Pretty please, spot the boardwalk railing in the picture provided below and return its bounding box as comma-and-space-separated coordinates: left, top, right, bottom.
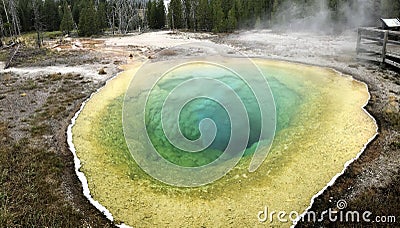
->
356, 27, 400, 68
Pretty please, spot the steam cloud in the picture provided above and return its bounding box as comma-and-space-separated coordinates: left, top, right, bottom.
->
271, 0, 381, 34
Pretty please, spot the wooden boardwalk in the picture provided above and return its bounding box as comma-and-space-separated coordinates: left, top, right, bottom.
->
357, 27, 400, 68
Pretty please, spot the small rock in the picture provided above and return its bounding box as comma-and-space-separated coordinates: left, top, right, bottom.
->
98, 68, 107, 75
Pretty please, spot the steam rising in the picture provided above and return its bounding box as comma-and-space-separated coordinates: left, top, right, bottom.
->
271, 0, 381, 34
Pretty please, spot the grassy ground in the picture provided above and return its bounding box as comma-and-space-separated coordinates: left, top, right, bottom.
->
0, 59, 113, 226
2, 31, 63, 46
0, 46, 100, 68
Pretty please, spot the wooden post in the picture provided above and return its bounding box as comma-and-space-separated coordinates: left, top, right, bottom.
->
381, 31, 389, 64
356, 28, 361, 55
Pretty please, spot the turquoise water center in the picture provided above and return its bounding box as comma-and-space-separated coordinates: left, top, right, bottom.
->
143, 62, 280, 167
122, 59, 276, 186
72, 59, 377, 227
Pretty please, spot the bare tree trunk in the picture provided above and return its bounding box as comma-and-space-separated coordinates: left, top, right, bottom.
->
139, 1, 149, 29
32, 0, 42, 48
0, 15, 4, 45
1, 0, 10, 24
8, 0, 21, 37
108, 0, 145, 34
117, 0, 123, 33
105, 0, 115, 35
171, 8, 175, 31
1, 0, 12, 37
118, 0, 134, 34
112, 6, 115, 35
191, 0, 197, 31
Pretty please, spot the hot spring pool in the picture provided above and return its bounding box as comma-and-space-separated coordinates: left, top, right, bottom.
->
71, 59, 377, 227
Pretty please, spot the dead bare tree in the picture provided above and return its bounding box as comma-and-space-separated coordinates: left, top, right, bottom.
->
116, 0, 132, 34
105, 0, 118, 34
1, 0, 12, 37
8, 0, 21, 37
110, 4, 116, 35
31, 0, 43, 48
189, 0, 198, 31
0, 15, 4, 47
107, 0, 146, 34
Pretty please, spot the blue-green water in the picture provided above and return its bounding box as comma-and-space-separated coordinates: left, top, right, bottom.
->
144, 64, 301, 167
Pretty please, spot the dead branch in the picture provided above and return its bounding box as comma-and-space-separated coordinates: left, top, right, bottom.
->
4, 44, 20, 69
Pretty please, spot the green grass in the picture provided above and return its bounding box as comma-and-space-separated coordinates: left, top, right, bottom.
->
0, 124, 85, 227
0, 50, 8, 62
43, 31, 63, 40
2, 31, 63, 47
19, 79, 40, 90
0, 73, 113, 227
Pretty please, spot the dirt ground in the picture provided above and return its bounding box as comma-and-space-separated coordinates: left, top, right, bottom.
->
0, 52, 115, 226
0, 30, 399, 227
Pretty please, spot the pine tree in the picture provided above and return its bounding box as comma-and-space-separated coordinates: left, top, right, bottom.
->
156, 0, 166, 29
60, 1, 74, 34
234, 0, 243, 28
197, 0, 212, 31
212, 0, 225, 32
168, 0, 183, 29
72, 0, 81, 24
97, 1, 107, 31
221, 0, 233, 16
31, 0, 43, 47
147, 0, 156, 28
1, 0, 396, 35
227, 6, 237, 32
78, 0, 99, 36
43, 0, 60, 31
271, 0, 280, 23
381, 0, 400, 17
183, 0, 191, 29
17, 0, 33, 32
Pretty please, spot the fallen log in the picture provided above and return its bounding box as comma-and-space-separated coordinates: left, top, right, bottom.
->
1, 42, 16, 50
4, 45, 20, 69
